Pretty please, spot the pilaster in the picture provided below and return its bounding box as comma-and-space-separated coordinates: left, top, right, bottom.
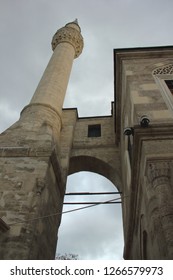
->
146, 160, 173, 259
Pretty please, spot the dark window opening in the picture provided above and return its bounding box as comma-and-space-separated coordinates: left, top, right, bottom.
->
88, 124, 101, 137
165, 80, 173, 94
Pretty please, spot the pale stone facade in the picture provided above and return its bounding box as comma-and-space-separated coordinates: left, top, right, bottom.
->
0, 21, 173, 259
115, 47, 173, 259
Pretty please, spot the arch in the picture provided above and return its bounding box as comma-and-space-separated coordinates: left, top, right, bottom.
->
68, 155, 122, 191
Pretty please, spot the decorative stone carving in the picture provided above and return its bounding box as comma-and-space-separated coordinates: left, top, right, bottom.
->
36, 178, 45, 195
51, 25, 84, 58
146, 160, 173, 258
152, 64, 173, 75
147, 161, 170, 188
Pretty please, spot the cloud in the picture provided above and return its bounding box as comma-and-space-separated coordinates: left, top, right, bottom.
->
0, 102, 19, 132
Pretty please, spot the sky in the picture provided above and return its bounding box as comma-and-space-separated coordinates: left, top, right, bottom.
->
0, 0, 173, 260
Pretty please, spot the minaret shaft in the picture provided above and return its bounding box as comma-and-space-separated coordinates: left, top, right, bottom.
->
21, 20, 83, 133
30, 42, 75, 119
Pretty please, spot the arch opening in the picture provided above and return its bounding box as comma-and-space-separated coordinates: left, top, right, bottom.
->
56, 171, 124, 260
68, 155, 122, 192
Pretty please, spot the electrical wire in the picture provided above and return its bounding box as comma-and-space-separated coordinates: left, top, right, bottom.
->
8, 196, 128, 227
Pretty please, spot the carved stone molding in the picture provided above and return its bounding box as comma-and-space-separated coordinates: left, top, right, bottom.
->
152, 64, 173, 75
51, 26, 84, 58
147, 161, 171, 188
146, 160, 173, 258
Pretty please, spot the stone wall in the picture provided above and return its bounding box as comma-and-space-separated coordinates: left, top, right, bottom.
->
59, 109, 122, 191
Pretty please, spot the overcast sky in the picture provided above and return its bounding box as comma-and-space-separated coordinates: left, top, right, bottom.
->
0, 0, 173, 260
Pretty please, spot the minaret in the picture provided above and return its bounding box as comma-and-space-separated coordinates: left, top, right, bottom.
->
30, 19, 83, 119
21, 19, 83, 135
0, 21, 83, 260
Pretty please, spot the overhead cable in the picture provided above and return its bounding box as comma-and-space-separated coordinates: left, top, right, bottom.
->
8, 196, 128, 227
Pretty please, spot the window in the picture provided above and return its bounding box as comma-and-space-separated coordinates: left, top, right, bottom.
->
88, 124, 101, 137
165, 80, 173, 94
152, 64, 173, 116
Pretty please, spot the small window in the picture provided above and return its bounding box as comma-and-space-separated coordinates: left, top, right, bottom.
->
165, 80, 173, 94
88, 124, 101, 137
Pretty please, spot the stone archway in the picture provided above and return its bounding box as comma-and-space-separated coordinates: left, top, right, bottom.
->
55, 154, 124, 259
68, 155, 122, 192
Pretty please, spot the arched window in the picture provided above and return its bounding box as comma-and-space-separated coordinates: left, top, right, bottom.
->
152, 64, 173, 116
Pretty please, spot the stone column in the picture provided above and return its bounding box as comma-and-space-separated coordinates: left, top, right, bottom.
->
147, 161, 173, 259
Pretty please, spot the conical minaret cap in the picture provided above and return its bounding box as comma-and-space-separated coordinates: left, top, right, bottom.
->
65, 19, 81, 32
51, 20, 84, 58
